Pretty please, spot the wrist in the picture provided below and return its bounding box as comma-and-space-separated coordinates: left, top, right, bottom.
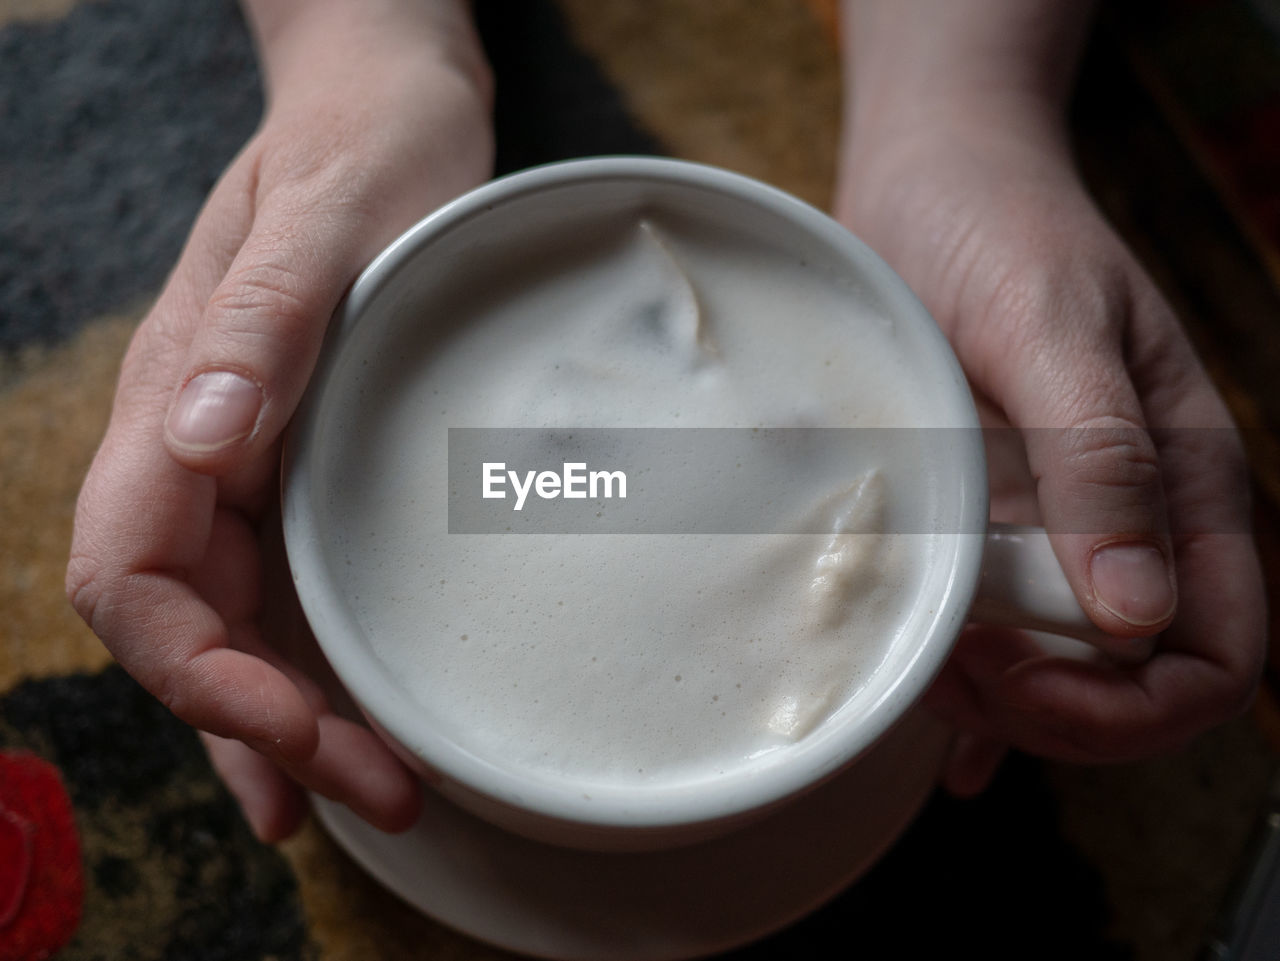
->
838, 0, 1092, 157
241, 0, 491, 110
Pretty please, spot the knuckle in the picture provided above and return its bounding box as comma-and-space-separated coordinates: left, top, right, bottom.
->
205, 258, 318, 352
262, 142, 378, 226
983, 255, 1129, 342
968, 257, 1134, 395
65, 551, 105, 629
208, 257, 309, 321
1054, 417, 1163, 510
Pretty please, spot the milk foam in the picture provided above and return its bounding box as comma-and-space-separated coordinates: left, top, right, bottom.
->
324, 215, 958, 788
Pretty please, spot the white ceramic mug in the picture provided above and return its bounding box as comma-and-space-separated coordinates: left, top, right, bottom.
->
282, 157, 1140, 858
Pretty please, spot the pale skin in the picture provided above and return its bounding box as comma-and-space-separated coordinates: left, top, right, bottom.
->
68, 0, 494, 838
68, 0, 1265, 839
839, 0, 1264, 793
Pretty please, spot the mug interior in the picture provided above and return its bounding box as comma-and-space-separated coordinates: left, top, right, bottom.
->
282, 158, 987, 837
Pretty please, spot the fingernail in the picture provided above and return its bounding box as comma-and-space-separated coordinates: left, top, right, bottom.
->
1090, 543, 1176, 627
166, 370, 262, 453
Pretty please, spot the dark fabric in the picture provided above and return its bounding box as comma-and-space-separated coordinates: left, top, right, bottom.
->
0, 668, 311, 961
0, 0, 262, 350
0, 0, 661, 354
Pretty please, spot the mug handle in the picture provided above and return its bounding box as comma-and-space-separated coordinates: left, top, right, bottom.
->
969, 523, 1157, 664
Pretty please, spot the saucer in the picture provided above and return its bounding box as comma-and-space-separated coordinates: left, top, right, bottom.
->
313, 707, 949, 961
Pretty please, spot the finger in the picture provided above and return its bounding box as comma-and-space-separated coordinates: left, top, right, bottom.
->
69, 156, 350, 757
202, 732, 308, 843
939, 481, 1261, 763
996, 534, 1263, 763
944, 488, 1260, 764
940, 733, 1008, 798
162, 174, 386, 474
276, 716, 423, 834
968, 264, 1176, 637
993, 306, 1264, 760
925, 624, 1052, 738
192, 508, 336, 719
224, 626, 422, 834
69, 435, 319, 764
95, 574, 321, 762
204, 555, 422, 837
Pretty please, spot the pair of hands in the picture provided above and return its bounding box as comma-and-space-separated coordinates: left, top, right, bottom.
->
68, 3, 1264, 839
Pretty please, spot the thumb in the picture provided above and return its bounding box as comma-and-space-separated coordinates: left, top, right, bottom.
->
981, 286, 1177, 640
1026, 414, 1177, 637
162, 187, 378, 474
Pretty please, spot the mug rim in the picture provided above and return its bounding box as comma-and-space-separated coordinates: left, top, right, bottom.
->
282, 156, 988, 837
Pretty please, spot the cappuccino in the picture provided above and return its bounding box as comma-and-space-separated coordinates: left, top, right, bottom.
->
314, 202, 966, 791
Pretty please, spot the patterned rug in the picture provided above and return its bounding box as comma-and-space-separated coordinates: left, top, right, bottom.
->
2, 1, 1278, 959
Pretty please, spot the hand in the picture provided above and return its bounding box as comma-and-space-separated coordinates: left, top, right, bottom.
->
835, 84, 1265, 795
66, 0, 494, 840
